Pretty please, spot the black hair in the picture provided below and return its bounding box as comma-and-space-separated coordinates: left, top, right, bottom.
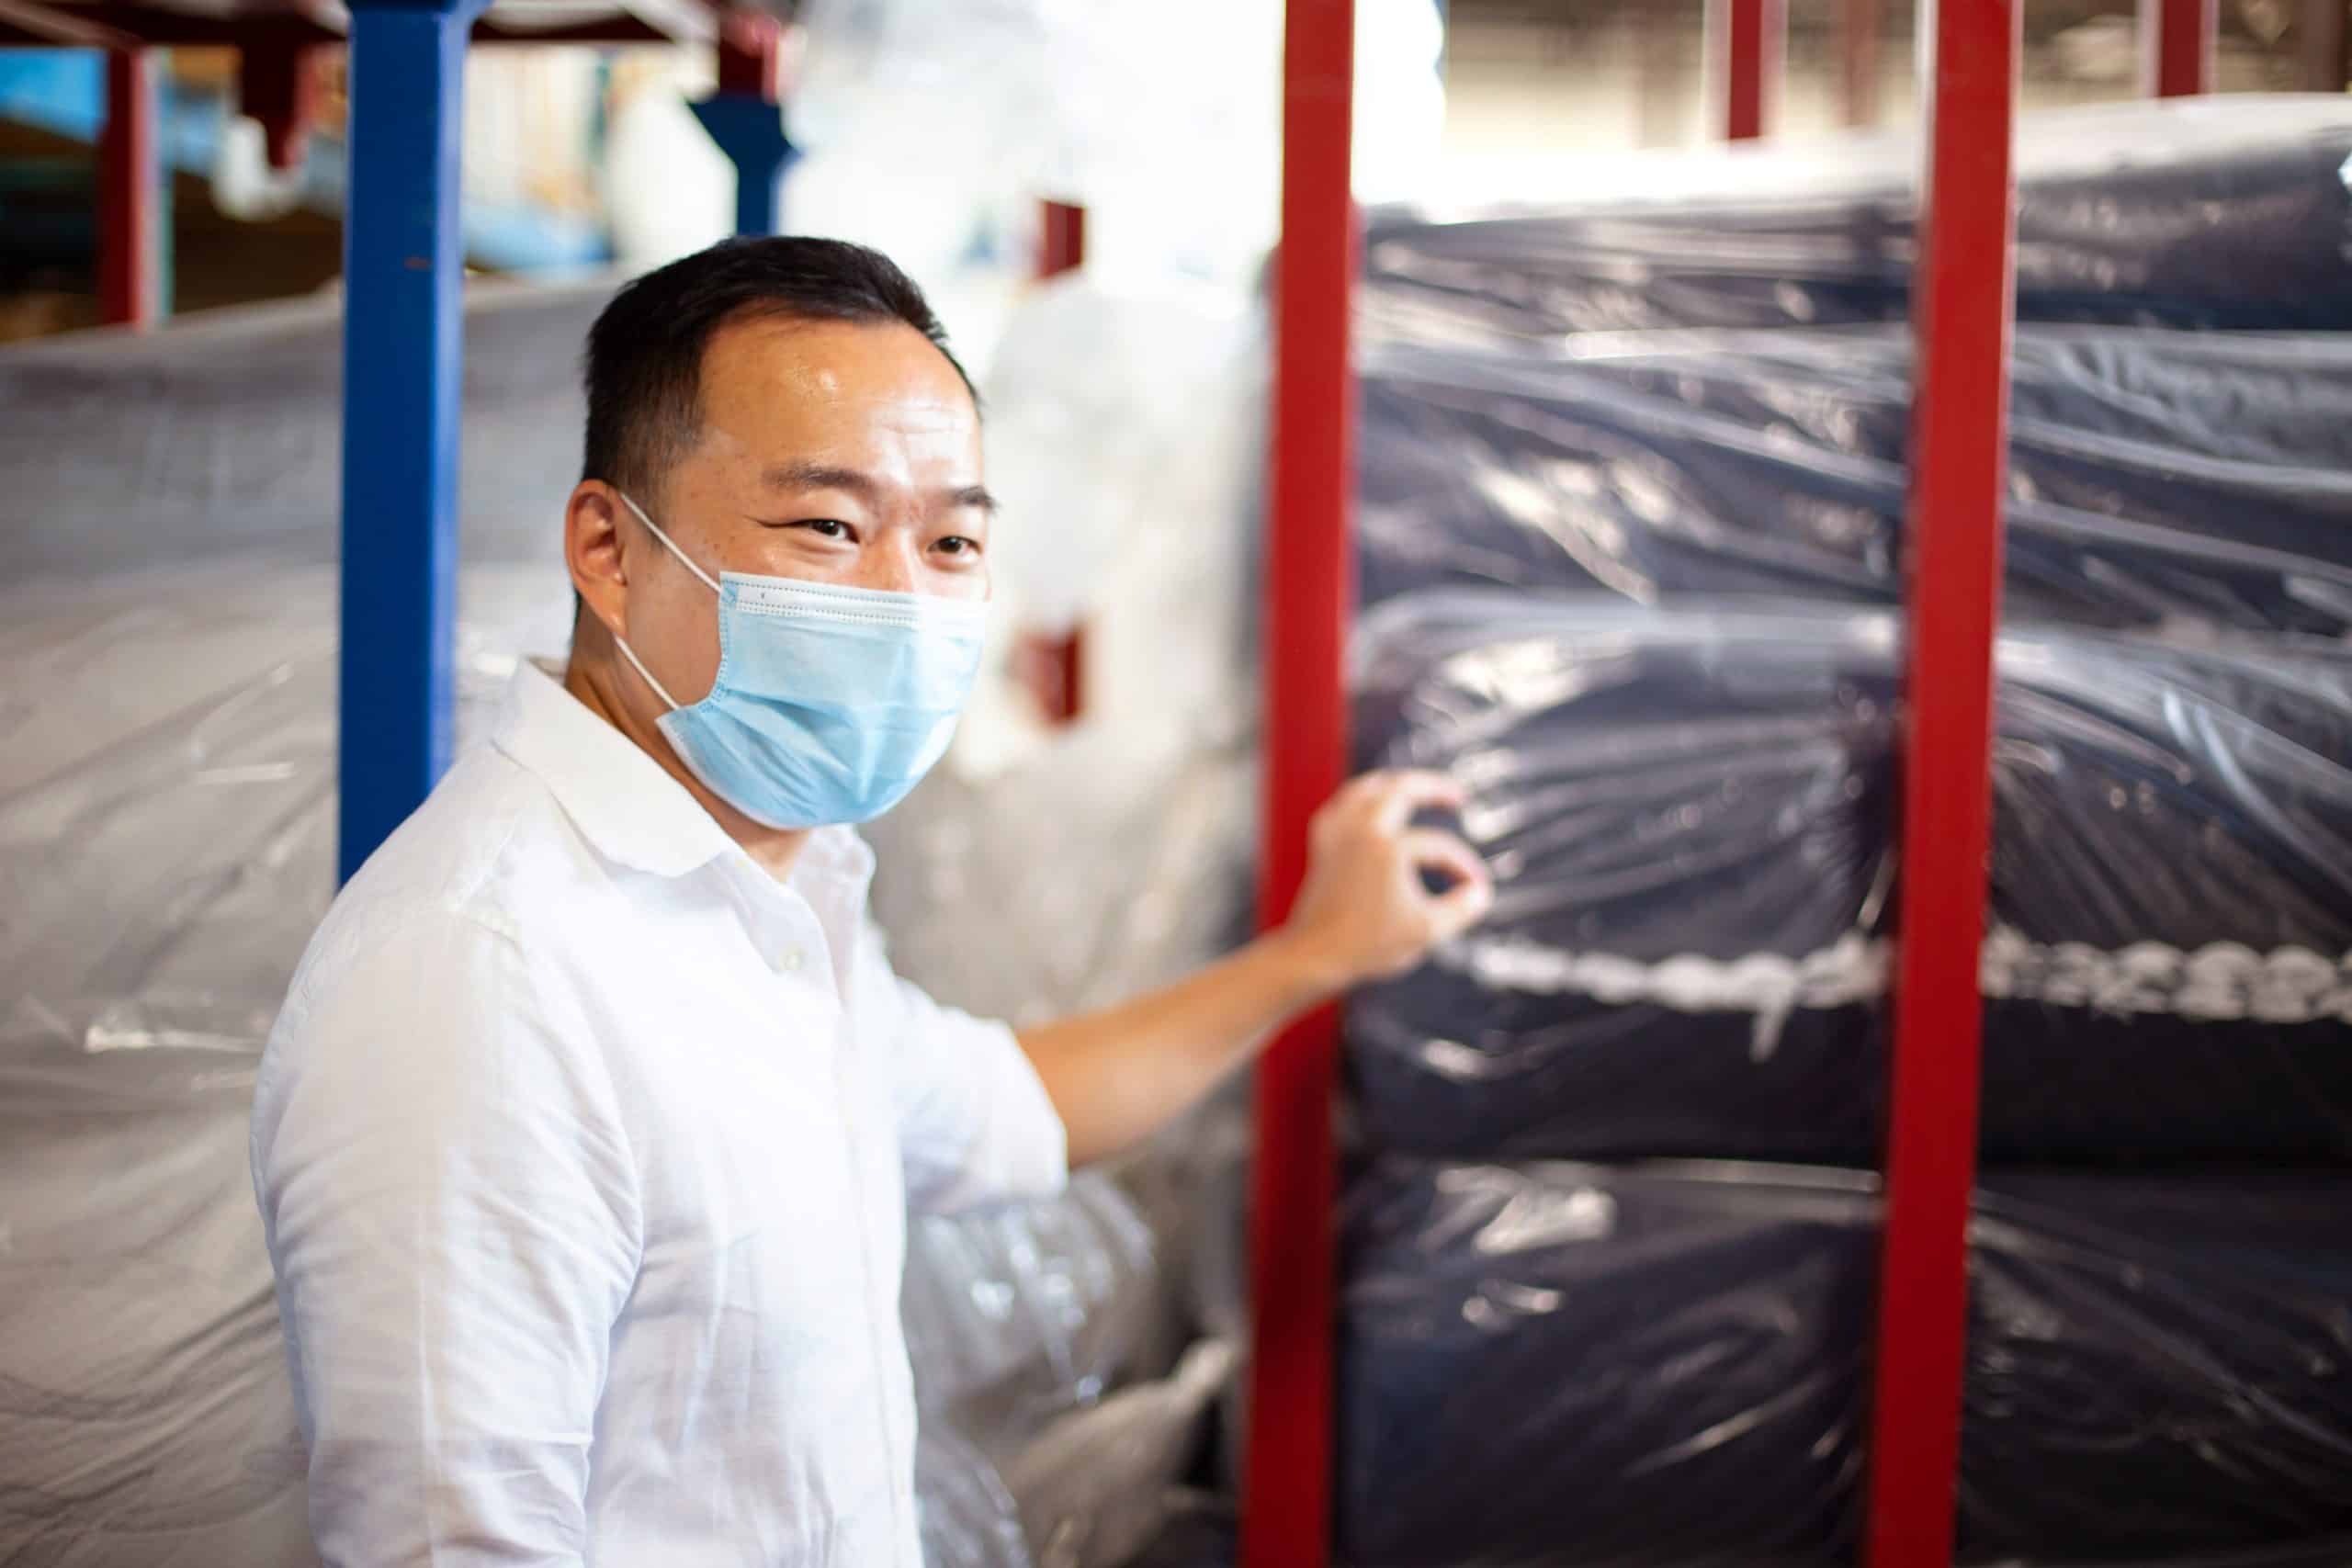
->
579, 236, 975, 510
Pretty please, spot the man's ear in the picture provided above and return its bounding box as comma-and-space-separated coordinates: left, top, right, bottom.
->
567, 481, 632, 642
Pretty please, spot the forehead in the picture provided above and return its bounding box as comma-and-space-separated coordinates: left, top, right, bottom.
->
690, 314, 978, 470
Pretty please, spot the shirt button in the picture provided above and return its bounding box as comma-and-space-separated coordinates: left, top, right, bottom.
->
780, 947, 804, 973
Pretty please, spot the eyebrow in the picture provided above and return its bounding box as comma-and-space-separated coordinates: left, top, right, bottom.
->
760, 460, 998, 515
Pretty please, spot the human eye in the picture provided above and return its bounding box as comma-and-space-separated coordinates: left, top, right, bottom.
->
785, 518, 859, 543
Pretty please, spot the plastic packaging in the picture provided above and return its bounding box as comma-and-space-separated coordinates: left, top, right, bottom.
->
902, 1171, 1188, 1461
0, 1033, 317, 1568
0, 565, 572, 1060
1348, 593, 2352, 1166
1337, 1158, 1876, 1568
917, 1425, 1037, 1568
1, 285, 596, 579
1002, 1338, 1234, 1568
1362, 96, 2352, 339
1356, 328, 2352, 636
1333, 1158, 2352, 1568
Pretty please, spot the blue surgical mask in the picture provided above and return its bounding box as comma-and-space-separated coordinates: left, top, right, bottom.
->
610, 492, 987, 829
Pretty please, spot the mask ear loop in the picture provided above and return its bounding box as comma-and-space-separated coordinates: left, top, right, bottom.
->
608, 490, 721, 711
619, 491, 724, 593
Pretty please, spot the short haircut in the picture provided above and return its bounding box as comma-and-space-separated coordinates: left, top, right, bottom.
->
580, 236, 974, 509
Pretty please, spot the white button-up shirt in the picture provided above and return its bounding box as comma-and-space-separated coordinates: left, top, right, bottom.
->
251, 661, 1067, 1566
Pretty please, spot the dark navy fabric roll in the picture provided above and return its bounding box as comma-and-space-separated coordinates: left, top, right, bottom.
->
1334, 1159, 2352, 1568
1347, 596, 2352, 1167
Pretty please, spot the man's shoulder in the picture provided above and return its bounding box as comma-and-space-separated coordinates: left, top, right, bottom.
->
284, 742, 613, 1010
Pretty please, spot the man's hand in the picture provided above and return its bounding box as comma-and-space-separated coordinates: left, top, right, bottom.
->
1275, 769, 1495, 994
1015, 769, 1493, 1168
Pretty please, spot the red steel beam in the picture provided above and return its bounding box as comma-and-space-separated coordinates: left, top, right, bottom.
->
1841, 0, 1882, 127
1015, 197, 1090, 727
239, 33, 327, 169
1709, 0, 1786, 141
2141, 0, 2217, 96
1862, 0, 2018, 1564
715, 7, 783, 96
1038, 199, 1085, 279
98, 47, 159, 328
1240, 0, 1356, 1564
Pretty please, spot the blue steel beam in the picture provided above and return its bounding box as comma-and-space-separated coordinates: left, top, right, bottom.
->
337, 0, 489, 883
690, 93, 797, 236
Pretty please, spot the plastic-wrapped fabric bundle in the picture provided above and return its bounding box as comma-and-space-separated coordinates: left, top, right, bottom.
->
1334, 1159, 2352, 1568
917, 1426, 1036, 1568
1361, 96, 2352, 341
1356, 330, 2352, 636
0, 565, 572, 1057
1347, 594, 2352, 1166
1962, 1176, 2352, 1560
902, 1171, 1190, 1461
0, 286, 596, 579
1001, 1339, 1234, 1568
0, 1034, 317, 1568
1336, 1159, 1878, 1568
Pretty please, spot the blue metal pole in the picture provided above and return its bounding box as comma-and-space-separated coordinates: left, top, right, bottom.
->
337, 0, 487, 883
689, 94, 797, 236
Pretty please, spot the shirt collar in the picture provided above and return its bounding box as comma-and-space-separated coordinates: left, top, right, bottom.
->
492, 661, 880, 899
492, 660, 743, 878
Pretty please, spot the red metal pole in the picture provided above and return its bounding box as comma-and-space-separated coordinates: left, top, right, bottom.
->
1015, 198, 1090, 726
1039, 199, 1086, 278
1710, 0, 1786, 141
2141, 0, 2217, 96
1841, 0, 1883, 127
1240, 0, 1355, 1564
98, 47, 157, 328
1862, 0, 2016, 1564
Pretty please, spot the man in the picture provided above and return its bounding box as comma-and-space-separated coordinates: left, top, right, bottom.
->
251, 237, 1490, 1565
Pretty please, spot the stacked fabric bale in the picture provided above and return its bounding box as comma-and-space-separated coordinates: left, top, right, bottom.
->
1321, 95, 2352, 1568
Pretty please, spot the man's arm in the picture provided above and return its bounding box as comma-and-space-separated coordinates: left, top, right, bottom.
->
253, 910, 640, 1567
1016, 770, 1491, 1168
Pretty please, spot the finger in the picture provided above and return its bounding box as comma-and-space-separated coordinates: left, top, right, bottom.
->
1403, 828, 1490, 897
1367, 770, 1467, 833
1430, 869, 1496, 939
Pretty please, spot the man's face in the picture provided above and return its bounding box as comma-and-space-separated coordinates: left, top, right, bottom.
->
603, 315, 989, 712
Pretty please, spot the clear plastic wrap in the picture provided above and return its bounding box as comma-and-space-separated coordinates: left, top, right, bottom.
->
1356, 328, 2352, 636
917, 1425, 1037, 1568
0, 1033, 317, 1567
1362, 96, 2352, 339
902, 1171, 1190, 1461
1331, 1158, 2352, 1568
1336, 1158, 1876, 1568
1, 286, 596, 578
1001, 1338, 1233, 1568
1347, 593, 2352, 1166
0, 565, 572, 1059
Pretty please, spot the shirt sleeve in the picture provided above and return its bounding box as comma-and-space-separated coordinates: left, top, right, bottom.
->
250, 907, 642, 1568
856, 916, 1069, 1215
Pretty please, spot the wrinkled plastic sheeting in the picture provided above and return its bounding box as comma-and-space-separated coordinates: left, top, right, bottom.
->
902, 1171, 1189, 1461
1334, 1159, 2352, 1568
918, 1425, 1037, 1568
0, 1033, 316, 1567
865, 728, 1255, 1031
1345, 594, 2352, 1166
980, 276, 1264, 641
0, 565, 574, 1059
1003, 1339, 1233, 1568
1356, 329, 2352, 637
1362, 96, 2352, 340
0, 285, 603, 579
